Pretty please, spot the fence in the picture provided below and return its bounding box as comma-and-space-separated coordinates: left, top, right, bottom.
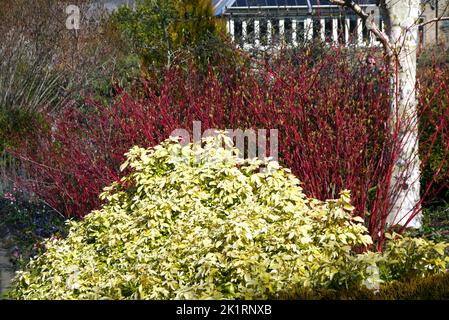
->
225, 15, 385, 50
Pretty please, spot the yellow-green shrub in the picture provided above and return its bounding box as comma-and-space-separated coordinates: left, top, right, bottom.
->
379, 233, 449, 281
7, 134, 449, 299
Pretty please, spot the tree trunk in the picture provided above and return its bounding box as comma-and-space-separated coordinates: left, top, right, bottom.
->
382, 0, 422, 228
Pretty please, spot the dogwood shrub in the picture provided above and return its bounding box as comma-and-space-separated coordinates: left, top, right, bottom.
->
8, 135, 448, 299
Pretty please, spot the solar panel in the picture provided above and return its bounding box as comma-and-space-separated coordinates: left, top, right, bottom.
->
213, 0, 239, 15
233, 0, 332, 6
213, 0, 377, 13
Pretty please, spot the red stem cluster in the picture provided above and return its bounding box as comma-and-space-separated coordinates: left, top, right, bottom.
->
9, 47, 449, 245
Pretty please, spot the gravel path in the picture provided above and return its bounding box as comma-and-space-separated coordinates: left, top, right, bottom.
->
0, 245, 14, 297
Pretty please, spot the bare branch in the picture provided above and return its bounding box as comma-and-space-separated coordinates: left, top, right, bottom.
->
328, 0, 394, 58
418, 16, 449, 28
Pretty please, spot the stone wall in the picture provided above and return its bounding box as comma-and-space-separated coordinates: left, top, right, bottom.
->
422, 0, 449, 46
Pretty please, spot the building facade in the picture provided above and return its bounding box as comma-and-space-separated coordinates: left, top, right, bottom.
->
213, 0, 449, 49
421, 0, 449, 45
213, 0, 383, 49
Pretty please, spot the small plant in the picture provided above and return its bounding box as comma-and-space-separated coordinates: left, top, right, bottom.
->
408, 206, 449, 243
0, 190, 67, 269
379, 232, 449, 281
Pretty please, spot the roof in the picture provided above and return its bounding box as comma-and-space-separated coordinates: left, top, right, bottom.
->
214, 0, 238, 15
213, 0, 377, 15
